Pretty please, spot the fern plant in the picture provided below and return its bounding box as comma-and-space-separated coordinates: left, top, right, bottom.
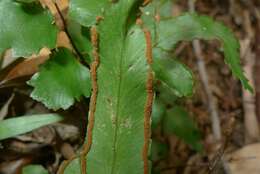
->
0, 0, 252, 174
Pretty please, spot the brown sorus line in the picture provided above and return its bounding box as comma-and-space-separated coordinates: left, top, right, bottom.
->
143, 0, 151, 6
143, 29, 154, 174
57, 156, 77, 174
56, 26, 99, 174
80, 26, 100, 174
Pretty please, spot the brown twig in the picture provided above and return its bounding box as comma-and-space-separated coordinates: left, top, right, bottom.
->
254, 4, 260, 126
230, 0, 260, 144
240, 10, 260, 143
188, 0, 222, 142
188, 0, 233, 174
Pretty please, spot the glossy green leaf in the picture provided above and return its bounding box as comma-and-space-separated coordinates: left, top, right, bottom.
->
64, 1, 150, 173
153, 56, 194, 97
69, 0, 110, 27
28, 48, 91, 110
0, 114, 63, 140
157, 13, 252, 92
163, 106, 203, 151
22, 165, 48, 174
0, 0, 58, 57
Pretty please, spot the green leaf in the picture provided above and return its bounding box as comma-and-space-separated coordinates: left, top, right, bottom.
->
141, 0, 174, 21
67, 20, 93, 64
22, 165, 48, 174
152, 98, 166, 130
155, 81, 178, 104
0, 114, 63, 140
69, 0, 110, 27
0, 0, 58, 57
141, 1, 157, 42
163, 106, 203, 152
28, 48, 91, 110
87, 3, 148, 174
15, 0, 37, 3
64, 158, 81, 174
157, 0, 174, 19
153, 56, 194, 97
157, 13, 253, 92
64, 1, 150, 173
140, 0, 174, 45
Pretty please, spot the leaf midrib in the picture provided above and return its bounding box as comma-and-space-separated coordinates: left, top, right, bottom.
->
110, 33, 127, 174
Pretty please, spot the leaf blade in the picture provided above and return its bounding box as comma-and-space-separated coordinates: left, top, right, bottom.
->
157, 13, 252, 92
69, 0, 110, 27
64, 1, 150, 173
0, 114, 63, 140
153, 56, 194, 97
0, 0, 58, 57
87, 4, 148, 174
28, 48, 91, 110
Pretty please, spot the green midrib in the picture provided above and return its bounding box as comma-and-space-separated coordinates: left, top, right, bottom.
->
110, 35, 127, 174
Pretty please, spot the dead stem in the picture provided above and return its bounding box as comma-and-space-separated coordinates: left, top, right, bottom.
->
241, 10, 260, 143
188, 0, 222, 142
188, 1, 233, 174
255, 11, 260, 123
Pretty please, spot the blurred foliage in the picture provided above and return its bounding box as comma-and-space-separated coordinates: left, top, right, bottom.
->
0, 114, 63, 140
22, 165, 48, 174
163, 106, 203, 152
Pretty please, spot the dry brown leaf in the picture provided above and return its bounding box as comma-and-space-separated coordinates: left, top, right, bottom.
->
40, 0, 68, 14
0, 48, 50, 84
0, 94, 14, 120
40, 0, 69, 29
1, 49, 14, 68
57, 31, 73, 50
0, 158, 32, 174
226, 143, 260, 174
